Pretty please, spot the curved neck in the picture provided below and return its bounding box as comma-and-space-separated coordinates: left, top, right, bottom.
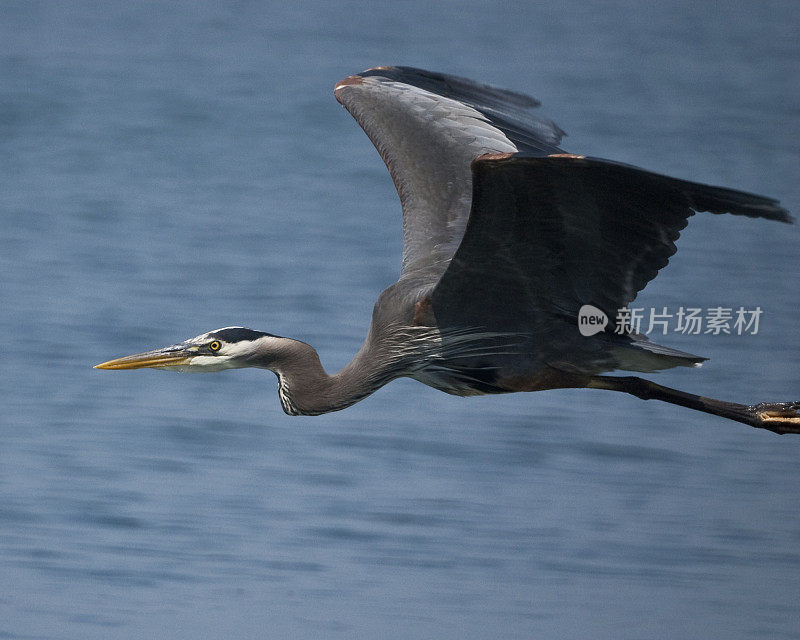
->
268, 339, 382, 416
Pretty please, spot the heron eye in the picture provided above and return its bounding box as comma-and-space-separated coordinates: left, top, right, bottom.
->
209, 341, 221, 352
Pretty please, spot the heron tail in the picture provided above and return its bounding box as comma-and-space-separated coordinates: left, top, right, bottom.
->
610, 338, 706, 373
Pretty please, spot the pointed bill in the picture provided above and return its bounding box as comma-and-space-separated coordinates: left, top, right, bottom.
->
94, 346, 194, 370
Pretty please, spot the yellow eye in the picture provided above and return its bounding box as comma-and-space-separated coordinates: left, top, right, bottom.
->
209, 341, 221, 352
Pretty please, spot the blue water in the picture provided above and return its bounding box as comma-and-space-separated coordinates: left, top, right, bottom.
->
1, 2, 799, 638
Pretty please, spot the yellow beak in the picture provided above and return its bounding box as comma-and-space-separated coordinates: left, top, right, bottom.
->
94, 346, 193, 370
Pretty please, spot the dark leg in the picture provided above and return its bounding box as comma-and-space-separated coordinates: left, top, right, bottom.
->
588, 376, 800, 435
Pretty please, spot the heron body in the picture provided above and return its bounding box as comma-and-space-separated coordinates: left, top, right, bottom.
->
96, 66, 800, 434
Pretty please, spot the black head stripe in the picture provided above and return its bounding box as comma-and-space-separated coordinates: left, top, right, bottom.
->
207, 327, 279, 343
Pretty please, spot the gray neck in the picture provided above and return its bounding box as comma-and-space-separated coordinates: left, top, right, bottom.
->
268, 339, 384, 416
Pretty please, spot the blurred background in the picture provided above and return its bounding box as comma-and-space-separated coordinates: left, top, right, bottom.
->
1, 1, 798, 638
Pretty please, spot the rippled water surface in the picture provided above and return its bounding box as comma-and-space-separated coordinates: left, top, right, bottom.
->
1, 2, 799, 638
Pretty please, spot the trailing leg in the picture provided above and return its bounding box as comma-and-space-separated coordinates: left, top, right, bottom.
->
587, 376, 800, 435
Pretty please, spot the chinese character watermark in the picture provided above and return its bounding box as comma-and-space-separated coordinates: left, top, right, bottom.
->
578, 305, 763, 336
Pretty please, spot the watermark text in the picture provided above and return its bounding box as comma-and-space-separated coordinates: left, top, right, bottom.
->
578, 305, 763, 336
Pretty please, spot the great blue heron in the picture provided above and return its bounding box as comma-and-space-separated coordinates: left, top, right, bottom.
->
96, 66, 799, 434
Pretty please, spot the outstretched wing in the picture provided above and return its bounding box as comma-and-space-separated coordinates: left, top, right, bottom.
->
431, 153, 791, 335
334, 66, 565, 275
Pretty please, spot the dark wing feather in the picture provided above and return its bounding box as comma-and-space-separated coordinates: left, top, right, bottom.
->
432, 153, 791, 334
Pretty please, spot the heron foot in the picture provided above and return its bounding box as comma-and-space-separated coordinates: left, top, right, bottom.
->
750, 401, 800, 435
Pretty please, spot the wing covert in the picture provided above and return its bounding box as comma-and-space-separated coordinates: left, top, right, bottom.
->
335, 66, 565, 276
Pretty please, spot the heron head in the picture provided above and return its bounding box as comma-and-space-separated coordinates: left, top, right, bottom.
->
94, 327, 284, 372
